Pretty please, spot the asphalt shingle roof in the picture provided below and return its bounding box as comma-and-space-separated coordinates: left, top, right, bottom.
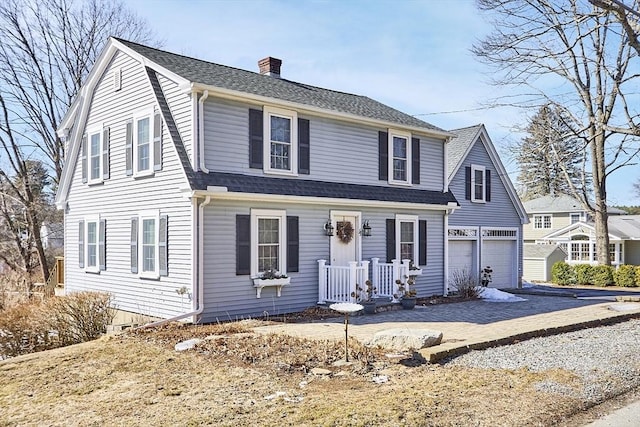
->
523, 194, 627, 215
523, 243, 566, 259
115, 38, 444, 133
196, 172, 458, 206
446, 124, 483, 179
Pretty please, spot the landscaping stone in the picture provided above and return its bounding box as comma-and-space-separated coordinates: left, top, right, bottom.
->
310, 367, 332, 376
608, 302, 640, 312
369, 328, 443, 351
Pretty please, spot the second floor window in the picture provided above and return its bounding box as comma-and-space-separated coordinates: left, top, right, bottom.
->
89, 132, 101, 181
388, 130, 412, 185
136, 115, 151, 174
264, 107, 298, 175
534, 214, 552, 229
471, 165, 486, 203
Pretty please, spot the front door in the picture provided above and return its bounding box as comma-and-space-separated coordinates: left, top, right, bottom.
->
331, 213, 359, 265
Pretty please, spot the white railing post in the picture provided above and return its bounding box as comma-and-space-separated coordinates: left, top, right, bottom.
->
401, 259, 411, 280
361, 260, 370, 294
392, 259, 401, 300
318, 259, 326, 304
371, 258, 379, 290
348, 261, 358, 303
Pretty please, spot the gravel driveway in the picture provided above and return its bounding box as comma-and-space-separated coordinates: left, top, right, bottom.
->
447, 318, 640, 404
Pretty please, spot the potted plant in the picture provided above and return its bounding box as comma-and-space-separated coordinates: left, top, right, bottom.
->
351, 280, 377, 314
252, 268, 290, 298
395, 275, 417, 310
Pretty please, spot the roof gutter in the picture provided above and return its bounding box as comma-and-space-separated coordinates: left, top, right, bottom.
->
139, 195, 211, 328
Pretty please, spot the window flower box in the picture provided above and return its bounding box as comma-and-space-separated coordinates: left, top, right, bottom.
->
252, 277, 291, 298
408, 268, 423, 276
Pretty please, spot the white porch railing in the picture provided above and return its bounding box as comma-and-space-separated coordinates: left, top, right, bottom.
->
371, 258, 413, 299
318, 260, 370, 303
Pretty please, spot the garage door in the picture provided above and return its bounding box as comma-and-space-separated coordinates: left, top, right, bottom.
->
482, 240, 516, 289
449, 240, 474, 283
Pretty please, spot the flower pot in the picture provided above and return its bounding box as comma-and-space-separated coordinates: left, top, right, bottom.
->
362, 301, 377, 314
401, 297, 416, 310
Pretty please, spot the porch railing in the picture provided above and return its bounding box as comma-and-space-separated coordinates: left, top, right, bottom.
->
317, 260, 369, 303
371, 258, 411, 299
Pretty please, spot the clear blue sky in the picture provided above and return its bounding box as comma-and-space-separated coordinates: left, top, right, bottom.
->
127, 0, 640, 206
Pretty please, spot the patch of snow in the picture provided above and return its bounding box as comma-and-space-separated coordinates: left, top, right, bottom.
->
372, 375, 389, 384
522, 281, 535, 288
479, 288, 527, 302
608, 303, 640, 312
174, 338, 202, 351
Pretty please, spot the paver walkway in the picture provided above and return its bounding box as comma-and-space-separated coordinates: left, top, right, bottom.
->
253, 294, 640, 362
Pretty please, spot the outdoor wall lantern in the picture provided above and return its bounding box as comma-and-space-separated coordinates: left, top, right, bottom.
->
323, 219, 334, 236
361, 220, 372, 237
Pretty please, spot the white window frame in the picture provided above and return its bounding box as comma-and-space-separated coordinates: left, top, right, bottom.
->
139, 210, 160, 279
86, 125, 103, 184
250, 209, 287, 277
388, 129, 412, 186
133, 108, 155, 177
395, 214, 418, 263
84, 214, 100, 273
470, 164, 486, 203
533, 214, 552, 229
570, 212, 585, 224
263, 106, 298, 176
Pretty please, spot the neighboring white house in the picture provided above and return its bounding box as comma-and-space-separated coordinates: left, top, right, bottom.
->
446, 125, 528, 289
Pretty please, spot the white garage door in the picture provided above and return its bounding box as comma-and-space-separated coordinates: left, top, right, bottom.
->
482, 240, 516, 289
449, 240, 474, 281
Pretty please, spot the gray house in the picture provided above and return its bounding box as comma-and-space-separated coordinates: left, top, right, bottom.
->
446, 125, 528, 289
55, 38, 459, 323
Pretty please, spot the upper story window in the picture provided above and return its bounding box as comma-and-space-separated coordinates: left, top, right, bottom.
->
251, 209, 287, 276
396, 214, 418, 263
83, 125, 109, 184
534, 214, 552, 229
134, 110, 153, 176
88, 129, 102, 183
570, 212, 586, 224
263, 106, 298, 176
471, 165, 486, 203
388, 130, 412, 185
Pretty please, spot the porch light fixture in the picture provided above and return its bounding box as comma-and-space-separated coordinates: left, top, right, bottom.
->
361, 220, 372, 237
323, 219, 334, 236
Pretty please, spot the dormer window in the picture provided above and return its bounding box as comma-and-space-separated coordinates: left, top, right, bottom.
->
263, 106, 298, 175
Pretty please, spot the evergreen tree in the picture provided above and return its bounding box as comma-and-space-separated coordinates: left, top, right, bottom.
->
516, 104, 588, 201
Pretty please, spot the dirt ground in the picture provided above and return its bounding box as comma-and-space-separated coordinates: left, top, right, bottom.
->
1, 319, 626, 427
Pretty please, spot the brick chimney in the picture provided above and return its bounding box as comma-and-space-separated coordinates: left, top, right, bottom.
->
258, 57, 282, 78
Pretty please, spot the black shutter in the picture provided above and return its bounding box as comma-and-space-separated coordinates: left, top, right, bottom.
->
130, 217, 138, 273
465, 166, 471, 200
78, 220, 85, 268
412, 137, 420, 184
486, 169, 492, 202
287, 216, 299, 272
153, 111, 162, 171
298, 118, 310, 174
419, 220, 427, 266
125, 120, 133, 176
378, 131, 388, 180
99, 219, 106, 271
81, 135, 87, 184
386, 219, 395, 263
249, 109, 263, 169
102, 127, 110, 180
236, 215, 251, 275
159, 215, 168, 276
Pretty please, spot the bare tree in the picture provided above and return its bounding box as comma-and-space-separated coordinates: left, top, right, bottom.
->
474, 0, 640, 265
0, 0, 156, 282
588, 0, 640, 56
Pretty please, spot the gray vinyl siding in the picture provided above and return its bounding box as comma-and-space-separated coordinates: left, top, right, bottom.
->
200, 200, 445, 322
64, 50, 193, 319
158, 74, 193, 164
624, 241, 640, 265
448, 139, 524, 283
202, 96, 445, 191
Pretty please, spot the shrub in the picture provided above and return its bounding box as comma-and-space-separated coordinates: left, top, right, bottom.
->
551, 262, 575, 285
636, 266, 640, 287
614, 265, 636, 287
0, 301, 52, 358
449, 268, 481, 299
575, 264, 595, 286
592, 265, 615, 287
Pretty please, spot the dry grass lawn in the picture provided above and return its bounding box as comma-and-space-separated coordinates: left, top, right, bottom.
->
0, 321, 601, 426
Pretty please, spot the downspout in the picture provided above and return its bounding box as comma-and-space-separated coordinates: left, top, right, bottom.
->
444, 209, 450, 297
198, 90, 209, 173
139, 195, 212, 328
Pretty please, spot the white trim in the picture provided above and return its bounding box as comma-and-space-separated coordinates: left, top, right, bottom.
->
330, 210, 362, 264
263, 105, 298, 176
139, 210, 160, 279
250, 209, 287, 277
388, 129, 412, 186
395, 214, 418, 263
533, 214, 553, 230
470, 164, 486, 203
85, 124, 103, 185
447, 226, 479, 240
84, 214, 100, 273
444, 212, 449, 296
132, 107, 155, 177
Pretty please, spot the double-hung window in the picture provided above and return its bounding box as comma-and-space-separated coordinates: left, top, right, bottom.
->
264, 107, 297, 175
131, 211, 168, 278
86, 126, 102, 184
534, 214, 552, 229
471, 164, 486, 202
389, 130, 412, 185
570, 212, 586, 224
78, 215, 104, 273
133, 109, 154, 176
251, 209, 287, 276
396, 214, 418, 263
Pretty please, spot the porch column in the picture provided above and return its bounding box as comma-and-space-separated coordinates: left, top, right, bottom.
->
318, 259, 327, 304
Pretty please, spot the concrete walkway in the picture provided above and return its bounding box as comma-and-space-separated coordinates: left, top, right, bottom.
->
253, 294, 640, 362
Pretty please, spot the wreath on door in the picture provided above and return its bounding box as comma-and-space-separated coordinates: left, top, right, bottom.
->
336, 221, 354, 244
